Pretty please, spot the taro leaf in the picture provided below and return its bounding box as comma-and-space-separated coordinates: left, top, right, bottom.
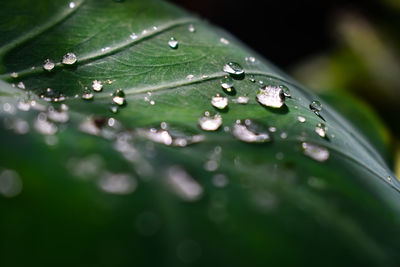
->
1, 0, 400, 266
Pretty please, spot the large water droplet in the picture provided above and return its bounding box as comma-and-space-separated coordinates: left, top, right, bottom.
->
92, 80, 103, 92
43, 59, 55, 71
62, 52, 77, 65
211, 94, 228, 109
112, 89, 126, 106
199, 113, 222, 131
315, 123, 327, 138
232, 120, 270, 143
168, 37, 179, 49
256, 85, 285, 108
223, 62, 244, 75
302, 142, 329, 162
310, 100, 322, 115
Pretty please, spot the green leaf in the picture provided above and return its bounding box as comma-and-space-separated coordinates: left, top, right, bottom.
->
1, 0, 400, 266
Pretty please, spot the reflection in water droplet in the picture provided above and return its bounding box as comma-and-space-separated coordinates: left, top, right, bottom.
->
233, 96, 249, 104
315, 123, 327, 138
92, 80, 103, 92
297, 116, 306, 123
168, 37, 179, 49
0, 169, 22, 198
302, 142, 329, 162
256, 85, 285, 108
310, 100, 322, 115
43, 59, 55, 71
167, 166, 203, 201
220, 75, 234, 90
223, 62, 244, 75
211, 94, 228, 109
199, 114, 222, 131
2, 103, 16, 114
280, 85, 291, 97
34, 113, 57, 135
98, 173, 137, 195
62, 52, 77, 65
188, 24, 196, 32
232, 120, 270, 143
112, 89, 126, 106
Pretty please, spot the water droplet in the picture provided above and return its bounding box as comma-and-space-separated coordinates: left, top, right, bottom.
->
212, 174, 229, 188
142, 128, 173, 145
69, 2, 76, 8
109, 104, 119, 113
220, 38, 230, 45
43, 59, 55, 71
310, 100, 322, 115
129, 33, 138, 40
199, 113, 222, 131
17, 101, 30, 111
81, 89, 94, 100
223, 62, 244, 75
112, 89, 126, 106
211, 94, 228, 109
302, 142, 329, 162
167, 166, 203, 201
186, 74, 194, 80
233, 96, 249, 104
34, 113, 57, 135
256, 85, 285, 108
297, 116, 306, 123
98, 173, 137, 195
268, 126, 277, 132
220, 75, 234, 91
149, 100, 155, 105
280, 132, 288, 139
62, 52, 77, 65
280, 85, 291, 97
168, 37, 179, 49
13, 119, 30, 135
245, 56, 256, 63
47, 106, 69, 123
92, 80, 103, 92
17, 82, 25, 90
10, 72, 18, 78
387, 176, 392, 183
0, 169, 22, 198
315, 123, 327, 138
232, 120, 270, 143
188, 24, 196, 32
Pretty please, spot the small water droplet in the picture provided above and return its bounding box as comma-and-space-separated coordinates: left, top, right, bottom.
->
149, 100, 155, 105
315, 123, 327, 138
211, 94, 228, 109
167, 166, 203, 201
245, 56, 256, 63
92, 80, 103, 92
280, 132, 288, 139
112, 89, 126, 106
109, 104, 119, 113
0, 169, 22, 198
387, 176, 392, 183
268, 126, 277, 132
310, 100, 322, 115
188, 24, 196, 32
232, 120, 270, 143
69, 2, 76, 8
98, 173, 137, 195
280, 85, 291, 97
223, 62, 244, 75
249, 75, 256, 83
220, 75, 234, 91
302, 142, 329, 162
186, 74, 194, 80
199, 113, 222, 131
81, 89, 94, 100
129, 33, 138, 40
233, 96, 249, 104
256, 85, 285, 108
297, 116, 306, 123
220, 38, 229, 45
43, 59, 55, 71
62, 52, 77, 65
168, 37, 179, 49
17, 82, 25, 90
212, 174, 229, 188
10, 72, 18, 78
13, 119, 30, 135
34, 113, 57, 135
17, 101, 30, 111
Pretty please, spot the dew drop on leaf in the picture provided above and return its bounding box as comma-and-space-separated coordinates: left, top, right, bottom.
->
211, 94, 228, 109
297, 116, 306, 123
43, 59, 55, 71
188, 24, 196, 32
220, 75, 234, 90
112, 89, 126, 106
232, 120, 270, 143
109, 104, 119, 114
0, 170, 23, 198
166, 166, 203, 202
34, 113, 57, 135
223, 62, 244, 75
62, 52, 77, 65
198, 113, 222, 131
233, 96, 249, 104
69, 2, 75, 8
302, 142, 330, 162
168, 37, 179, 49
310, 100, 322, 115
256, 85, 285, 108
280, 85, 291, 97
17, 82, 25, 90
92, 80, 103, 92
81, 89, 94, 100
315, 123, 327, 138
98, 173, 137, 195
